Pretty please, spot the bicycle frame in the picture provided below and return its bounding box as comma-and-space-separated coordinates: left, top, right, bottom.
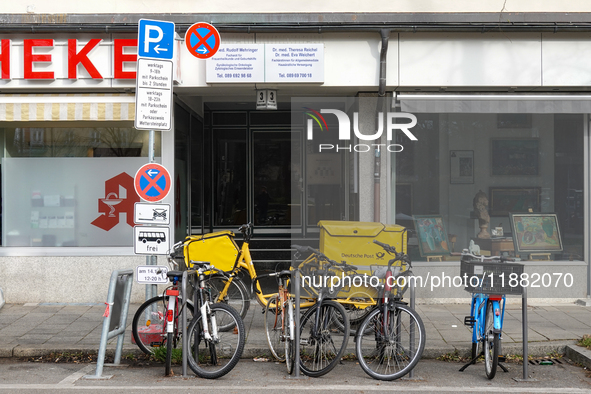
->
471, 293, 505, 345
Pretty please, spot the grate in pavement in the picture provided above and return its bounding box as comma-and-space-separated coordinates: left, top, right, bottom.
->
528, 358, 563, 366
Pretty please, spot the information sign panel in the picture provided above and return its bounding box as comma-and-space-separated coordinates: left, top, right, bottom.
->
135, 58, 173, 131
206, 44, 264, 83
265, 44, 324, 83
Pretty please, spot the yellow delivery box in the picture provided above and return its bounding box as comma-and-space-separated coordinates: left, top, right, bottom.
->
317, 220, 408, 300
319, 220, 407, 267
183, 230, 240, 272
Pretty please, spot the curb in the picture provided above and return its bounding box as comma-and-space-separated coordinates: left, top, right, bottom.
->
565, 344, 591, 369
1, 340, 579, 360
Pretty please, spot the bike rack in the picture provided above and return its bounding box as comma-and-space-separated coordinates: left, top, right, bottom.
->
514, 286, 537, 382
408, 279, 417, 379
180, 269, 197, 378
84, 268, 134, 380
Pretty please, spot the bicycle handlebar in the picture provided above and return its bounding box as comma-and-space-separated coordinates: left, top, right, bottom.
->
252, 270, 292, 294
372, 239, 412, 267
291, 244, 358, 271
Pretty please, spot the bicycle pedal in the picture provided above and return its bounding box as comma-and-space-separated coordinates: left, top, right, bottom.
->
498, 355, 506, 363
463, 316, 476, 327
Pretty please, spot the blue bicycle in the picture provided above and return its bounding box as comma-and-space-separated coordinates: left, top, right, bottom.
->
459, 250, 522, 379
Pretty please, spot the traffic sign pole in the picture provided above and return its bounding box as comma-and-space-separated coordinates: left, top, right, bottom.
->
137, 19, 176, 301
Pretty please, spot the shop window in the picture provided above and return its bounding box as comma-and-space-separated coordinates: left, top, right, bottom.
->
392, 110, 584, 262
1, 127, 161, 247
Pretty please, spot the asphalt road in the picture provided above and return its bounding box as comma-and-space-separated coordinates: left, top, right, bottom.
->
0, 357, 590, 394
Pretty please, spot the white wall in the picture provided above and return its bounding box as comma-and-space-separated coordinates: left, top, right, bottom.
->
4, 1, 591, 14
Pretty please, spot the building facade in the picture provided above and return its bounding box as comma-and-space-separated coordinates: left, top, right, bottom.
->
0, 2, 590, 302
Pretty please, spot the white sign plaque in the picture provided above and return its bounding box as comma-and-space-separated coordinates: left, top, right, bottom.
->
134, 226, 170, 255
136, 265, 169, 284
206, 44, 264, 83
135, 58, 173, 131
265, 44, 324, 83
134, 202, 171, 225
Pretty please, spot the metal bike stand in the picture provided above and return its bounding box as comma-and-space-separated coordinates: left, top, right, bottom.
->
514, 286, 537, 382
408, 279, 417, 379
287, 251, 306, 379
84, 269, 134, 380
181, 269, 197, 378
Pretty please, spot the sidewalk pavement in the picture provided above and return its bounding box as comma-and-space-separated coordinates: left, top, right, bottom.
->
1, 300, 590, 366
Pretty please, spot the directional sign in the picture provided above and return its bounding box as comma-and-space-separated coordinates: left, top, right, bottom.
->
134, 202, 171, 225
185, 22, 221, 59
134, 163, 171, 202
138, 19, 175, 60
134, 226, 170, 255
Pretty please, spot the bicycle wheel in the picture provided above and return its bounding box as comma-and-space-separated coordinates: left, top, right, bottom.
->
207, 275, 250, 328
285, 298, 295, 374
355, 303, 425, 381
132, 295, 193, 355
299, 300, 350, 377
165, 332, 173, 376
484, 301, 499, 379
264, 294, 285, 361
333, 293, 375, 336
187, 303, 245, 379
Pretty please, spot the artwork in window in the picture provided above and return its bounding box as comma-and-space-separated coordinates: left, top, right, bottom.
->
413, 215, 451, 257
509, 213, 563, 253
491, 139, 539, 176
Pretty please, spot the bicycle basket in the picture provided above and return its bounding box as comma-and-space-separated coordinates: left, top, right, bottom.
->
460, 256, 524, 295
183, 231, 239, 272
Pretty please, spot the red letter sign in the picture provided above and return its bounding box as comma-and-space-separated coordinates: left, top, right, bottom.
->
113, 39, 137, 79
0, 40, 9, 79
23, 39, 54, 79
68, 39, 102, 79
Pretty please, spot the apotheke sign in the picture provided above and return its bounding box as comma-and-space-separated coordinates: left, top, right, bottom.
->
0, 38, 138, 80
206, 43, 323, 83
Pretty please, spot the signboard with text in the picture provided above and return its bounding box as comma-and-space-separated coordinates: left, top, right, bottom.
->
206, 44, 264, 83
206, 43, 324, 83
135, 58, 173, 130
265, 44, 324, 83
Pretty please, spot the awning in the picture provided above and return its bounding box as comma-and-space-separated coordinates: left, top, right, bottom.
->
398, 94, 591, 114
0, 94, 136, 122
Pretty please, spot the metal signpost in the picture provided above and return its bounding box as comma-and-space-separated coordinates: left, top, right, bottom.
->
135, 18, 176, 299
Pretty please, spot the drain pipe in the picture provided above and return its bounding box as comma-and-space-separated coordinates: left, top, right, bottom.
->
374, 28, 390, 222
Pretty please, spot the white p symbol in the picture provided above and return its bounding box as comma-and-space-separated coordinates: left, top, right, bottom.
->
144, 25, 164, 53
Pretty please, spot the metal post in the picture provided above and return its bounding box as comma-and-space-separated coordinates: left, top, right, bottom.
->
514, 286, 537, 382
181, 270, 189, 377
293, 255, 301, 378
408, 278, 416, 379
522, 286, 528, 380
145, 130, 157, 301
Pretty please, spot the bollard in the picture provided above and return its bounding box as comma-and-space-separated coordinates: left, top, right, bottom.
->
408, 277, 416, 379
84, 269, 134, 380
181, 269, 197, 377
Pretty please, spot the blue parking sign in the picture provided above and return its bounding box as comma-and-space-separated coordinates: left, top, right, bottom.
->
138, 19, 175, 60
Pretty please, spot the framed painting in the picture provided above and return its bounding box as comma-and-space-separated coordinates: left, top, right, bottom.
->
491, 139, 539, 176
413, 215, 451, 257
489, 187, 541, 216
450, 150, 474, 184
509, 213, 563, 253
